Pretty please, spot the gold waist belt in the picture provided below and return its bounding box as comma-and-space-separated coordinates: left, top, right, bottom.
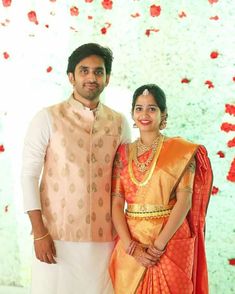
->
126, 204, 174, 219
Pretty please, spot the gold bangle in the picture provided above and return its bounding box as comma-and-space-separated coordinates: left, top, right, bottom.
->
34, 232, 49, 241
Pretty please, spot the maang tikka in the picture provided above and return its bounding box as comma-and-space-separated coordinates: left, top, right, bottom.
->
142, 89, 149, 96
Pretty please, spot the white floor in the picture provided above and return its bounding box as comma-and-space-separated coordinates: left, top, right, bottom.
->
0, 287, 29, 294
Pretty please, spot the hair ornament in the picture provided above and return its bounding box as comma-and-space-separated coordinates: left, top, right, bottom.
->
142, 89, 149, 96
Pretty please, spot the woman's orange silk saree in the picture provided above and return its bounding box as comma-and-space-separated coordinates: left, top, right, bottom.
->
109, 137, 212, 294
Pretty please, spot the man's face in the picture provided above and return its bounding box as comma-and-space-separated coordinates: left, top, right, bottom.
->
68, 55, 110, 103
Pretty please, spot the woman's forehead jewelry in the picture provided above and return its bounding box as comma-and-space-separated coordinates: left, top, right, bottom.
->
142, 89, 149, 96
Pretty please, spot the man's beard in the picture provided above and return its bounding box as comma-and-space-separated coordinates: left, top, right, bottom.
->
80, 83, 105, 101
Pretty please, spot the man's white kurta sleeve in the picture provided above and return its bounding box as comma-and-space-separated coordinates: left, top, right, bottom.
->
21, 109, 51, 212
120, 114, 131, 144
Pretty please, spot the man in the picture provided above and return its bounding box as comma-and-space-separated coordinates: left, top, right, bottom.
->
21, 43, 130, 294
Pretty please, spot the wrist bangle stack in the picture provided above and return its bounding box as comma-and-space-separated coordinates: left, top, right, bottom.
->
152, 245, 165, 256
126, 240, 137, 256
34, 232, 49, 241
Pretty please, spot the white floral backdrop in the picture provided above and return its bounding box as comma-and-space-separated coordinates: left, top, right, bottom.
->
0, 0, 234, 292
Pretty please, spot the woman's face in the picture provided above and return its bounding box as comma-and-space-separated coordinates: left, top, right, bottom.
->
133, 94, 162, 133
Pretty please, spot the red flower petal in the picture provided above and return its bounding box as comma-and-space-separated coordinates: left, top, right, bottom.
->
150, 5, 161, 17
208, 0, 219, 4
45, 24, 49, 28
4, 205, 8, 213
227, 158, 235, 182
70, 6, 79, 16
85, 0, 93, 2
0, 144, 5, 152
131, 13, 140, 18
3, 51, 9, 59
101, 27, 107, 34
88, 16, 93, 20
227, 138, 235, 148
178, 11, 187, 18
210, 51, 219, 59
181, 78, 190, 84
2, 0, 11, 7
100, 22, 111, 34
221, 123, 235, 133
209, 15, 219, 20
205, 80, 214, 88
46, 66, 52, 73
101, 0, 113, 10
217, 151, 225, 158
233, 76, 235, 82
225, 104, 235, 116
211, 186, 219, 195
228, 258, 235, 266
27, 11, 39, 25
145, 28, 159, 37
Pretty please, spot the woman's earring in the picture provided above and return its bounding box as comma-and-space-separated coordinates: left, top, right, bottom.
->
159, 119, 167, 130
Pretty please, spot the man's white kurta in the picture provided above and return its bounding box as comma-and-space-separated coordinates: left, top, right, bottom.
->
22, 97, 130, 294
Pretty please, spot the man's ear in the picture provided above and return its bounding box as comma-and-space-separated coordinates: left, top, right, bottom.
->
68, 72, 75, 85
105, 75, 110, 86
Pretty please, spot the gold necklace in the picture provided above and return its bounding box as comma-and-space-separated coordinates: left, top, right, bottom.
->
135, 136, 161, 172
128, 134, 164, 187
136, 136, 160, 156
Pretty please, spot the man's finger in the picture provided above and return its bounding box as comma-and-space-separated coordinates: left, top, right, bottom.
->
47, 253, 57, 264
51, 242, 57, 257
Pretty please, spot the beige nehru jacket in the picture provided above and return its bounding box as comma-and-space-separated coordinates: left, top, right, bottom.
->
22, 97, 129, 242
38, 97, 124, 242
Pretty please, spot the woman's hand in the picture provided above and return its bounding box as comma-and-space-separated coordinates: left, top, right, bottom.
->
147, 244, 165, 261
132, 243, 158, 267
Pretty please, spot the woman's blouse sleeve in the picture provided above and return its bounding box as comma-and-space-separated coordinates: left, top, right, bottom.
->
176, 157, 196, 195
111, 144, 127, 198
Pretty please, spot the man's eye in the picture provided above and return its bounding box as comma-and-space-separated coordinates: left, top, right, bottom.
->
80, 69, 88, 74
95, 70, 104, 75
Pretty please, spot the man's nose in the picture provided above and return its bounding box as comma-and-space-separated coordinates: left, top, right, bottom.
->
87, 71, 97, 82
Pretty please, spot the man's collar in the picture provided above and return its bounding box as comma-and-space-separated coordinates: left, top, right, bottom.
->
68, 95, 100, 113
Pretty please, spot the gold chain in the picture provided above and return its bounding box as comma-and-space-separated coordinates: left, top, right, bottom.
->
134, 135, 161, 172
128, 134, 164, 187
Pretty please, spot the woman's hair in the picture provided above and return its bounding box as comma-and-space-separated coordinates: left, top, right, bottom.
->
66, 43, 113, 75
131, 84, 167, 114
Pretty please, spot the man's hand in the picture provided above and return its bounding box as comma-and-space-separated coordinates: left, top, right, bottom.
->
34, 234, 57, 264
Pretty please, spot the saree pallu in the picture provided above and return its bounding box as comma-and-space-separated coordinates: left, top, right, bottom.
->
109, 138, 213, 294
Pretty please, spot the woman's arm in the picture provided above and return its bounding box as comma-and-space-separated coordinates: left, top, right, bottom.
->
112, 196, 132, 250
112, 196, 157, 267
153, 158, 196, 250
111, 145, 157, 267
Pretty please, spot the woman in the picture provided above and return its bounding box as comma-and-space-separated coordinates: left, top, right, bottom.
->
109, 84, 213, 294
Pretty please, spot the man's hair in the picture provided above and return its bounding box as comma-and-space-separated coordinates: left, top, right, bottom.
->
67, 43, 113, 75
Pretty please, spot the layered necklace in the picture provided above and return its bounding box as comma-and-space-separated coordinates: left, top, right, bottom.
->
128, 133, 164, 187
134, 136, 161, 172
